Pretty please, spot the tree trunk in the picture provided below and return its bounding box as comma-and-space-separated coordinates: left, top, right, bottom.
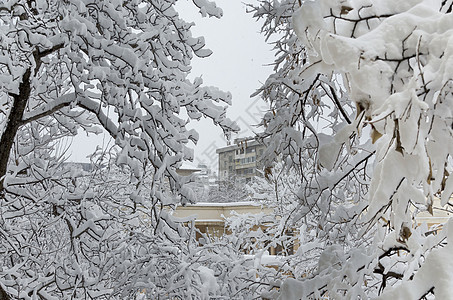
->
0, 285, 10, 300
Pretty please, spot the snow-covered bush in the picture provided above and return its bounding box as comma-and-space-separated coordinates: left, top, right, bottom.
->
250, 0, 453, 298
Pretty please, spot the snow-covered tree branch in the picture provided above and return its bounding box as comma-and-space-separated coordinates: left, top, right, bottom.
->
0, 0, 239, 298
249, 0, 453, 298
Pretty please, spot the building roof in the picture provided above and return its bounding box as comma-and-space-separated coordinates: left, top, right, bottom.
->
182, 201, 262, 207
216, 137, 263, 154
178, 161, 201, 171
173, 201, 272, 222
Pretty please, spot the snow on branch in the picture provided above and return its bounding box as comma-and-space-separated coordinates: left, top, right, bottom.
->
248, 0, 453, 298
0, 0, 239, 298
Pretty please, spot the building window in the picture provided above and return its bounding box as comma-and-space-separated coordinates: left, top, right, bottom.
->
242, 158, 251, 164
259, 149, 263, 156
229, 156, 232, 162
229, 166, 232, 171
246, 147, 254, 154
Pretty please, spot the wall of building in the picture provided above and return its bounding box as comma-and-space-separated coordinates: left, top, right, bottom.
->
217, 138, 266, 182
173, 202, 292, 255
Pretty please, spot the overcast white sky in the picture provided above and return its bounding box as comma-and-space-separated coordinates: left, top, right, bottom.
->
71, 1, 275, 171
177, 0, 274, 170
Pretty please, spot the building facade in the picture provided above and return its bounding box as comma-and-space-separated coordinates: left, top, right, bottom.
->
173, 202, 294, 256
216, 137, 266, 182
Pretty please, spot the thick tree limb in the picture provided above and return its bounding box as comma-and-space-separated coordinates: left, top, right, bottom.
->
0, 69, 32, 192
0, 284, 10, 300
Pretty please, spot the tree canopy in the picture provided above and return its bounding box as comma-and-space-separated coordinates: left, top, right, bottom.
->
0, 0, 238, 298
2, 0, 453, 299
249, 0, 453, 298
